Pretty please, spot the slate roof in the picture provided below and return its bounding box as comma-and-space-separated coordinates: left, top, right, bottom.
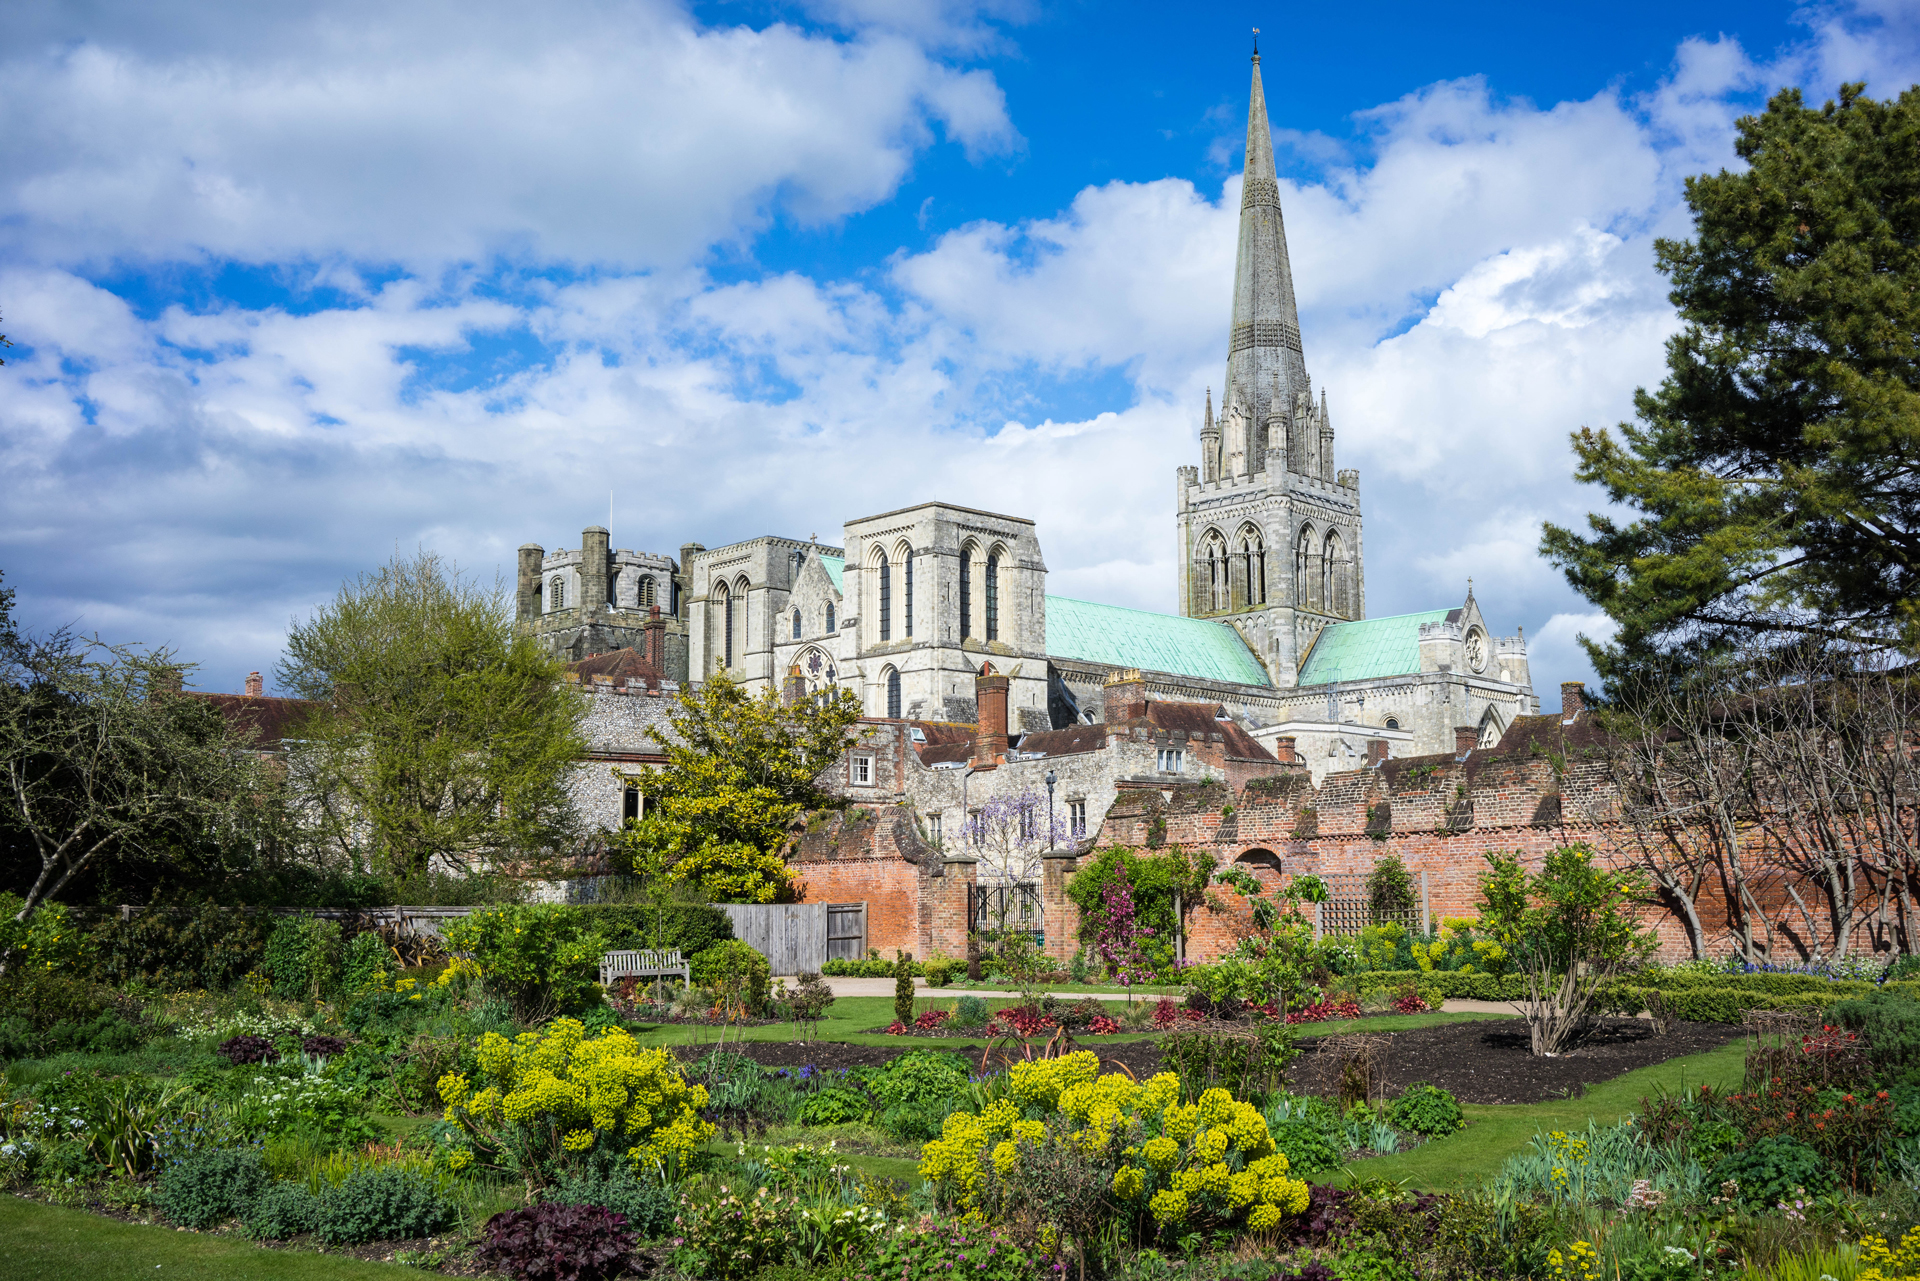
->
1296, 609, 1451, 685
1045, 596, 1270, 688
820, 556, 844, 593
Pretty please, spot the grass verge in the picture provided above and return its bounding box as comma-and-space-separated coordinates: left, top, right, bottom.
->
0, 1194, 412, 1279
1328, 1039, 1747, 1192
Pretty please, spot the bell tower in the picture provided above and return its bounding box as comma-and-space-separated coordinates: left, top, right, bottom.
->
1175, 51, 1364, 687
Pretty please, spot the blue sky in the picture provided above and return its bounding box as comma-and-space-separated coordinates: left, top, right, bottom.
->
3, 0, 1917, 709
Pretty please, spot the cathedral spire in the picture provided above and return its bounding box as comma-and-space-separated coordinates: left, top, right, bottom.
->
1221, 51, 1308, 453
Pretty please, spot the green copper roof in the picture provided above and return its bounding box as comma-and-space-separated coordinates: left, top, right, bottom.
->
1045, 597, 1270, 688
1297, 609, 1451, 685
819, 556, 844, 592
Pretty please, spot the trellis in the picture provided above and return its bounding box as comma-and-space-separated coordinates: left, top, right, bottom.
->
1310, 870, 1431, 939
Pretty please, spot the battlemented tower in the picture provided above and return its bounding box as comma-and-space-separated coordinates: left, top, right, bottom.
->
1176, 52, 1363, 687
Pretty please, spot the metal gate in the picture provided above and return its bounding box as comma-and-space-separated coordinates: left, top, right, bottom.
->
971, 881, 1042, 941
1311, 870, 1431, 938
826, 903, 867, 963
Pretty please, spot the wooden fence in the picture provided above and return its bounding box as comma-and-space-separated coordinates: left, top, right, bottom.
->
722, 902, 868, 976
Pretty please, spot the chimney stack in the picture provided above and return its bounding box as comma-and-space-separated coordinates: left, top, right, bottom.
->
1561, 682, 1586, 719
245, 672, 263, 697
1102, 669, 1148, 724
1366, 739, 1388, 768
973, 670, 1010, 767
1454, 726, 1478, 757
644, 604, 666, 672
1274, 735, 1297, 764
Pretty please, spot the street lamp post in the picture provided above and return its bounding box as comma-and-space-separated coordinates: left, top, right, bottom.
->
1045, 769, 1057, 855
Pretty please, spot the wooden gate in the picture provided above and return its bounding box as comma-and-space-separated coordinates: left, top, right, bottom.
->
826, 903, 867, 963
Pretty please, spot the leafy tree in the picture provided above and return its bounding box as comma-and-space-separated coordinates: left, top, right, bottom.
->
1478, 846, 1658, 1055
0, 627, 269, 961
1541, 84, 1920, 682
609, 676, 861, 903
1066, 847, 1214, 970
276, 551, 587, 880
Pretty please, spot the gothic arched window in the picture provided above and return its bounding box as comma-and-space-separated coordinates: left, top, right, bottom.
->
885, 667, 902, 719
876, 549, 891, 642
985, 553, 1000, 641
826, 601, 835, 632
1241, 529, 1266, 606
902, 545, 914, 639
1204, 532, 1229, 612
715, 582, 733, 667
549, 576, 566, 611
1295, 527, 1315, 609
638, 576, 656, 607
959, 545, 974, 639
792, 608, 801, 640
1324, 531, 1347, 617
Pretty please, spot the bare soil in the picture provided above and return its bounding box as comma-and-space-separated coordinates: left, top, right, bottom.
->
685, 1017, 1741, 1105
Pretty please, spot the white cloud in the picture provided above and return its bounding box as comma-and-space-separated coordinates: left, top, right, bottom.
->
0, 0, 1017, 269
1527, 612, 1619, 710
4, 0, 1917, 711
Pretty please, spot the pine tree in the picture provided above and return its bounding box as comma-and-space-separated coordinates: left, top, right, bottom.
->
1541, 84, 1920, 684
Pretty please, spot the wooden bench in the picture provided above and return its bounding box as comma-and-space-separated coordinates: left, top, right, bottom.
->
600, 948, 691, 988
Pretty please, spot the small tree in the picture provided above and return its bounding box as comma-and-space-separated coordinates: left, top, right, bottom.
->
1, 625, 270, 965
1088, 878, 1156, 987
1365, 854, 1416, 926
277, 550, 586, 879
893, 951, 915, 1027
612, 675, 861, 903
1478, 846, 1658, 1055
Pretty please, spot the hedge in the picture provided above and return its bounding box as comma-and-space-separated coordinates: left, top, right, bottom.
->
569, 904, 732, 957
1351, 970, 1531, 1002
822, 959, 924, 978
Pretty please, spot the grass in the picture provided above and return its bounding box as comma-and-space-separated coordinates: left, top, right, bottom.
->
0, 1194, 413, 1279
626, 998, 1513, 1050
1327, 1038, 1747, 1192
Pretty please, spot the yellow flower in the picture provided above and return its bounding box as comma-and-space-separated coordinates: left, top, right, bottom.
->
1149, 1189, 1189, 1224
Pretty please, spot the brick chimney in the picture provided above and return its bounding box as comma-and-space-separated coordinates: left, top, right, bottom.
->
1273, 735, 1297, 764
1366, 738, 1388, 767
973, 670, 1010, 767
245, 671, 263, 697
644, 604, 666, 671
1454, 726, 1478, 757
1103, 668, 1148, 724
1561, 682, 1586, 719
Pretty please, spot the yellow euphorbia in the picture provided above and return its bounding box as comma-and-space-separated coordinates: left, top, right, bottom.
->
919, 1053, 1308, 1236
439, 1018, 713, 1177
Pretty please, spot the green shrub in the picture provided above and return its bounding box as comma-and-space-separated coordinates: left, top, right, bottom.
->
243, 1181, 321, 1239
442, 905, 608, 1020
340, 931, 391, 997
1350, 969, 1530, 1002
547, 1165, 676, 1240
690, 940, 772, 1015
0, 968, 107, 1036
866, 1223, 1034, 1281
821, 958, 921, 978
1715, 1135, 1835, 1209
1829, 988, 1920, 1079
575, 903, 732, 956
88, 896, 270, 991
1389, 1083, 1465, 1136
1611, 984, 1830, 1024
0, 897, 89, 975
867, 1050, 969, 1110
160, 1148, 270, 1229
263, 915, 345, 1001
314, 1166, 456, 1244
877, 1099, 956, 1143
794, 1087, 868, 1126
894, 953, 915, 1026
1265, 1106, 1344, 1175
923, 955, 959, 987
951, 995, 990, 1029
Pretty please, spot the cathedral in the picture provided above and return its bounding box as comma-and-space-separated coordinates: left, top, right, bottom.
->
515, 53, 1537, 775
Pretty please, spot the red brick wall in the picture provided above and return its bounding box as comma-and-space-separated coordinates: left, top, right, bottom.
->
788, 805, 976, 961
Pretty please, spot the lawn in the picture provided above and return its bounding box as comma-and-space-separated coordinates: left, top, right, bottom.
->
0, 1195, 413, 1280
626, 998, 1509, 1050
1328, 1039, 1748, 1191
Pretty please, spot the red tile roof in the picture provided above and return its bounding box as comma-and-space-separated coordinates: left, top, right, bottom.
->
568, 648, 664, 692
188, 693, 318, 746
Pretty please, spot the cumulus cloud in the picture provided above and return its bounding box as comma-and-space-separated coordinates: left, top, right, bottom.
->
0, 0, 1017, 269
3, 0, 1917, 708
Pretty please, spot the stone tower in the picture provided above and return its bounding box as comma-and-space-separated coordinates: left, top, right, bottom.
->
1175, 53, 1364, 688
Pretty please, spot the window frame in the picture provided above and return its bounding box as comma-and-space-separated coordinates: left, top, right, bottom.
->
850, 753, 874, 786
